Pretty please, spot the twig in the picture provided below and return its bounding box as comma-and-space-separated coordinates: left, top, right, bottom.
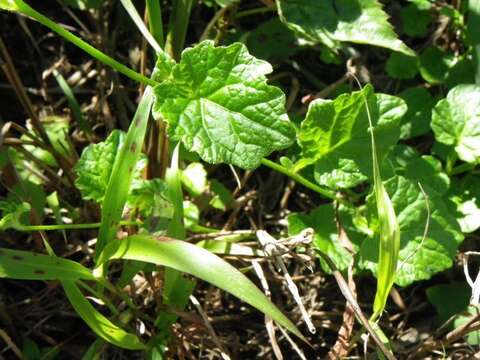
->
315, 250, 397, 360
252, 260, 283, 360
257, 230, 316, 334
0, 328, 25, 360
189, 295, 231, 360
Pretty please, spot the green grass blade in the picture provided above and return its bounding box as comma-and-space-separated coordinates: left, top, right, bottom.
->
62, 280, 145, 350
95, 235, 306, 341
164, 0, 193, 60
53, 70, 93, 139
95, 87, 154, 263
0, 247, 94, 281
120, 0, 162, 53
146, 0, 164, 46
468, 0, 480, 85
165, 143, 185, 239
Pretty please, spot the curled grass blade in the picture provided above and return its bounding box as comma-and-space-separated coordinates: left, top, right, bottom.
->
95, 234, 305, 341
354, 79, 400, 321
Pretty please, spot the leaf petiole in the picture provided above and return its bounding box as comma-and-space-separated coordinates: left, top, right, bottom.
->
16, 220, 142, 232
260, 158, 347, 204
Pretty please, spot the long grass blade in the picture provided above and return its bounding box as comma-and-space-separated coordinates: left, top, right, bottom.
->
95, 234, 306, 341
63, 280, 145, 350
0, 247, 94, 281
120, 0, 162, 53
95, 87, 154, 264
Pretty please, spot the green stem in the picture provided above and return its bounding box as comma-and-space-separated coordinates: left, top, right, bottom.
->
17, 220, 141, 232
450, 162, 478, 176
146, 0, 164, 46
164, 0, 193, 60
17, 2, 157, 87
234, 6, 276, 19
445, 149, 458, 175
260, 158, 344, 204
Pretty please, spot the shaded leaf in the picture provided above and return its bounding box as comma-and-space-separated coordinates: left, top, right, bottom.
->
385, 52, 418, 80
426, 282, 470, 324
398, 87, 434, 139
246, 18, 298, 60
277, 0, 414, 55
419, 47, 455, 84
401, 4, 432, 38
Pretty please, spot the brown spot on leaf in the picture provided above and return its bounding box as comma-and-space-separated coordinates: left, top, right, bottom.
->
12, 255, 23, 261
130, 143, 137, 152
34, 269, 45, 275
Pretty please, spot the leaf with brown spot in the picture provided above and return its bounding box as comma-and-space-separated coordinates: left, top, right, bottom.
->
0, 247, 94, 281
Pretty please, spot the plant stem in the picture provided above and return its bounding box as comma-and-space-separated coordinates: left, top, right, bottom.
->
164, 0, 193, 60
146, 0, 164, 46
234, 5, 276, 19
451, 162, 478, 176
260, 158, 345, 204
17, 220, 142, 232
445, 149, 458, 175
18, 2, 157, 87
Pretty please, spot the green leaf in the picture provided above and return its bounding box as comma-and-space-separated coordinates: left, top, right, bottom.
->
449, 175, 480, 233
209, 179, 233, 210
127, 178, 173, 219
297, 85, 404, 189
431, 84, 480, 163
454, 306, 480, 345
390, 149, 450, 195
75, 130, 126, 203
152, 40, 295, 170
426, 282, 470, 324
9, 181, 46, 221
246, 18, 298, 61
407, 0, 433, 10
62, 281, 145, 350
445, 57, 476, 89
0, 248, 94, 281
0, 201, 30, 230
360, 176, 464, 287
398, 87, 434, 139
95, 235, 305, 341
287, 204, 353, 273
419, 47, 455, 84
385, 52, 418, 80
277, 0, 414, 56
401, 4, 432, 38
181, 162, 208, 197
